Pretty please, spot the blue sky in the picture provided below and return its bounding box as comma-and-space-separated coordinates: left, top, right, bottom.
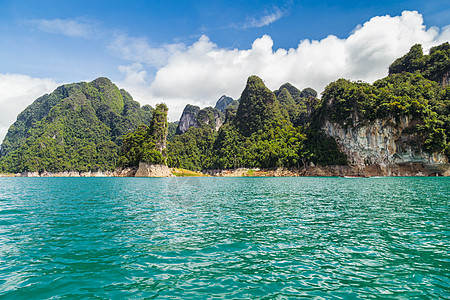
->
1, 0, 448, 80
0, 0, 449, 141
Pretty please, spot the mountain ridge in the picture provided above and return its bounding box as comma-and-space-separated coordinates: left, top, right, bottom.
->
1, 42, 449, 175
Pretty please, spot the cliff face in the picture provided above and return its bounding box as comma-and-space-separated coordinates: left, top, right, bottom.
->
176, 104, 200, 134
134, 162, 173, 177
177, 104, 224, 134
214, 95, 234, 112
322, 118, 449, 174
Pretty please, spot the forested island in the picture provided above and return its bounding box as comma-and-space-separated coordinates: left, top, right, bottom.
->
1, 42, 449, 177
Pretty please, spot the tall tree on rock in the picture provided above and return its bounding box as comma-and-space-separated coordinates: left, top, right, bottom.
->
151, 103, 169, 157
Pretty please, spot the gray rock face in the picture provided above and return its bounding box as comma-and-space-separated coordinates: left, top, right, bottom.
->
134, 162, 174, 177
17, 170, 114, 177
441, 70, 450, 87
177, 104, 224, 134
176, 105, 200, 134
214, 95, 234, 112
322, 117, 449, 168
214, 110, 223, 131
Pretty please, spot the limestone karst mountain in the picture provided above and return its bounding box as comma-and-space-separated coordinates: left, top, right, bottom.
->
0, 77, 153, 173
1, 42, 449, 176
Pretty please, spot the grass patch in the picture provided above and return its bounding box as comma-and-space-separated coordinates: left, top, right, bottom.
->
171, 168, 208, 177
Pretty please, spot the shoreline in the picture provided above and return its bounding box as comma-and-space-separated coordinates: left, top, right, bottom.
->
2, 163, 449, 177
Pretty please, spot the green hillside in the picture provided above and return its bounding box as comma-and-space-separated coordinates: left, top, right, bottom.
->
1, 42, 449, 174
0, 77, 153, 173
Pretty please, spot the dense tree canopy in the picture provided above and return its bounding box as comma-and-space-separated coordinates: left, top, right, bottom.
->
0, 78, 152, 173
118, 103, 168, 167
389, 42, 450, 85
1, 43, 448, 174
321, 43, 450, 156
166, 75, 344, 170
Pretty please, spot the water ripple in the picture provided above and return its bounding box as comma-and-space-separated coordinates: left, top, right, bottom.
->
0, 177, 448, 298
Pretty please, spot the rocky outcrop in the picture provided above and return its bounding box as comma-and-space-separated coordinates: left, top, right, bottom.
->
13, 166, 174, 177
214, 95, 234, 112
322, 117, 449, 175
20, 171, 40, 177
114, 167, 138, 177
196, 107, 224, 131
213, 110, 223, 131
176, 105, 200, 134
151, 103, 169, 153
134, 163, 174, 177
177, 104, 225, 134
16, 170, 115, 177
204, 164, 447, 177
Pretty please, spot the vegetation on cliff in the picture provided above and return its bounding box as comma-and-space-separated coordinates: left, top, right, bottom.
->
0, 78, 152, 173
118, 103, 168, 167
320, 43, 450, 156
166, 75, 345, 171
1, 42, 448, 174
389, 42, 450, 85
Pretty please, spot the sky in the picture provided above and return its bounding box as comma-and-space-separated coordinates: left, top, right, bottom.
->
0, 0, 449, 143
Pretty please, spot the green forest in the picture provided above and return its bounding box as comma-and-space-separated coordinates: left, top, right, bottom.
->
0, 42, 449, 173
0, 78, 153, 172
166, 42, 449, 171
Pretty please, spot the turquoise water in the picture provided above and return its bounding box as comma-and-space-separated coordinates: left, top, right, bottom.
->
0, 177, 448, 299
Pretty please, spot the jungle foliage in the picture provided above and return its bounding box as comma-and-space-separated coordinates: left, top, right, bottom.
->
0, 77, 153, 173
1, 43, 448, 173
166, 75, 343, 170
117, 103, 168, 168
321, 45, 450, 155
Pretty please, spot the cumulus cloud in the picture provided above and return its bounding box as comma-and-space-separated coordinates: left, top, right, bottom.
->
116, 10, 449, 121
243, 7, 285, 29
0, 74, 58, 143
30, 18, 96, 38
10, 11, 448, 126
109, 34, 185, 68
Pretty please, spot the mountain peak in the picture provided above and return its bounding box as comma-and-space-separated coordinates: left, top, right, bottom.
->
234, 75, 283, 136
214, 95, 234, 112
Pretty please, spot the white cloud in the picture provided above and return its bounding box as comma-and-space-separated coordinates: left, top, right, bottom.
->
6, 11, 449, 127
30, 18, 96, 38
109, 34, 185, 68
243, 7, 285, 29
0, 74, 58, 144
115, 10, 449, 121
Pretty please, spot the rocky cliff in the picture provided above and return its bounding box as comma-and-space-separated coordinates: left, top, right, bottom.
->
176, 104, 225, 134
214, 95, 234, 112
176, 95, 236, 134
176, 104, 200, 134
322, 118, 449, 175
134, 162, 174, 177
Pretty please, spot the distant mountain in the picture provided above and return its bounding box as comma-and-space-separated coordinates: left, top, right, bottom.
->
175, 95, 236, 134
0, 77, 153, 173
214, 95, 234, 112
274, 83, 319, 126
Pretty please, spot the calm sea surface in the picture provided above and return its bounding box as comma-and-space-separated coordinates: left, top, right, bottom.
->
0, 177, 448, 299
